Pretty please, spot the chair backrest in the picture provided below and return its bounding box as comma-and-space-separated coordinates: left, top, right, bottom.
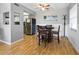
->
37, 25, 46, 34
37, 25, 39, 31
37, 25, 48, 40
37, 25, 40, 39
37, 25, 46, 30
58, 25, 60, 33
37, 25, 48, 34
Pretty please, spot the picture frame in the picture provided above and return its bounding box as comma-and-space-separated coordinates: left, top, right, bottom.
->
44, 15, 57, 21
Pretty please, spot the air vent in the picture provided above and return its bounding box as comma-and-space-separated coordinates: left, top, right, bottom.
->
14, 3, 19, 7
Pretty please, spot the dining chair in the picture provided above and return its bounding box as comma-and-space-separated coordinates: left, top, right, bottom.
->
52, 25, 60, 43
37, 25, 49, 47
45, 25, 53, 42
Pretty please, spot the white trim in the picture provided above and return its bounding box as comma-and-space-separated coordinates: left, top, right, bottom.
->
11, 38, 23, 45
0, 38, 23, 45
67, 37, 79, 54
0, 40, 11, 45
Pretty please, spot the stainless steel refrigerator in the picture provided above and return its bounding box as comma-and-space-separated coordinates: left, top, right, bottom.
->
24, 18, 36, 35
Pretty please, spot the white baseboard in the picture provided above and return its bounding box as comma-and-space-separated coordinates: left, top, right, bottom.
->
0, 40, 11, 45
0, 38, 23, 45
67, 37, 79, 54
11, 38, 23, 45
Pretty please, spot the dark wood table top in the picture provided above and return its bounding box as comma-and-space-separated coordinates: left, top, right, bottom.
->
46, 27, 54, 29
39, 29, 49, 33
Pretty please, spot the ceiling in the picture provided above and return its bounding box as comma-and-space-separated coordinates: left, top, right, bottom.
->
21, 3, 69, 14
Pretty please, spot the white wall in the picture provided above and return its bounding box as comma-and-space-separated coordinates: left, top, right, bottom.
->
0, 3, 35, 44
11, 3, 35, 43
0, 3, 11, 44
67, 3, 79, 53
11, 3, 24, 43
36, 8, 68, 36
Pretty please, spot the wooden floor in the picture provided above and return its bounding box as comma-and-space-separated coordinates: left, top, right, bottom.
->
0, 35, 78, 55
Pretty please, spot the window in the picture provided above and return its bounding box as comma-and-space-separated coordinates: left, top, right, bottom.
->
69, 4, 77, 30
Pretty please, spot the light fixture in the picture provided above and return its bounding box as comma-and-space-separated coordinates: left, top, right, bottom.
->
41, 7, 45, 11
37, 3, 50, 11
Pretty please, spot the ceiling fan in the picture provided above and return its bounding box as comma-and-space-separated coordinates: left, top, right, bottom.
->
36, 3, 50, 11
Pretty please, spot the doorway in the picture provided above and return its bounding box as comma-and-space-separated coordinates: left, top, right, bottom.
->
23, 12, 36, 35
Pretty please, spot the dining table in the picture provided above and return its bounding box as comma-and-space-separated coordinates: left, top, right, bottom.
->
38, 26, 54, 42
37, 25, 55, 47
